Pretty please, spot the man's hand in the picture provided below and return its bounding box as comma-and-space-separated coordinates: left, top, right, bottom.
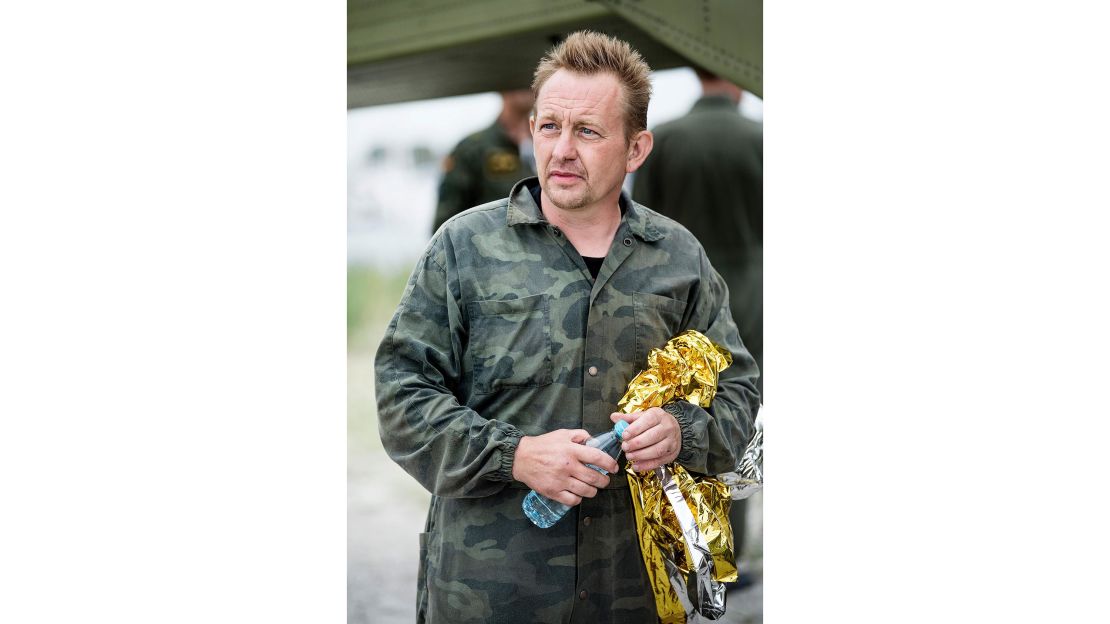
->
512, 429, 618, 507
610, 407, 681, 471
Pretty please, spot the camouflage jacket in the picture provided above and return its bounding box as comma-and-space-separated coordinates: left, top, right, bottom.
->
375, 178, 760, 623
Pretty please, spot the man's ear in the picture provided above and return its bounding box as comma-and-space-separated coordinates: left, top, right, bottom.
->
529, 116, 536, 135
626, 130, 654, 173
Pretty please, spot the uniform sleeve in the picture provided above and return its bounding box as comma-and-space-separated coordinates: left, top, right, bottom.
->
432, 142, 479, 234
374, 237, 524, 498
669, 247, 761, 475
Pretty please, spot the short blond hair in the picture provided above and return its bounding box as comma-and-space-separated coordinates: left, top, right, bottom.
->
531, 31, 653, 140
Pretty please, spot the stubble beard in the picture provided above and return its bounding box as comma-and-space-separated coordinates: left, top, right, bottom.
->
547, 184, 591, 211
543, 166, 592, 212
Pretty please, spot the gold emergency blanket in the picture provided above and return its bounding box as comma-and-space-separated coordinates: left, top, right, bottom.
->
617, 330, 736, 623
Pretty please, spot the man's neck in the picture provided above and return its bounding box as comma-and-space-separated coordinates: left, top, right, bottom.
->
699, 82, 742, 106
541, 193, 623, 258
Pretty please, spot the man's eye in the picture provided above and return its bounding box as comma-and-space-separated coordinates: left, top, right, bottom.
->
581, 128, 597, 136
540, 123, 557, 131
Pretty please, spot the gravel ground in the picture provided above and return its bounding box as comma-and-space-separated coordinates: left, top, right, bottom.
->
348, 345, 429, 623
721, 489, 763, 624
721, 580, 764, 624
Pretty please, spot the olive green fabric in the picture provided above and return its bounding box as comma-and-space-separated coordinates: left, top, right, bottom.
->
376, 178, 760, 623
432, 121, 533, 234
632, 95, 763, 389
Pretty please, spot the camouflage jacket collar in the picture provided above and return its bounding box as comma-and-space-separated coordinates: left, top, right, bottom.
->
506, 177, 665, 242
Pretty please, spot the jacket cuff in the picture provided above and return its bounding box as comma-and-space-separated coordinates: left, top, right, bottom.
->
663, 401, 699, 466
491, 428, 526, 482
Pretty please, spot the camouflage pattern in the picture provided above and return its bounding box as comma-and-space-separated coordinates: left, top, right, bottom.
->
632, 95, 763, 391
375, 177, 760, 623
431, 121, 534, 234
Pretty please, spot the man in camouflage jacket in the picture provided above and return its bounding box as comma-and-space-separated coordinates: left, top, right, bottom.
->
375, 32, 760, 624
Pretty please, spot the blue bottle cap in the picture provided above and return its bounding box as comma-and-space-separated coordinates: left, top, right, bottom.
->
614, 419, 629, 439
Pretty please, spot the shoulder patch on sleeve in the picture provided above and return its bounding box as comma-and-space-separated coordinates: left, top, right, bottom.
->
486, 151, 520, 175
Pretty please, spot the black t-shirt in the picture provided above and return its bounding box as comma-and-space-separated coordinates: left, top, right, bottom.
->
582, 256, 604, 279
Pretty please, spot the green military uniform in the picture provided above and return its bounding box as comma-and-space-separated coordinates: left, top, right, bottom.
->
432, 121, 533, 234
632, 95, 762, 388
376, 178, 760, 623
632, 94, 763, 574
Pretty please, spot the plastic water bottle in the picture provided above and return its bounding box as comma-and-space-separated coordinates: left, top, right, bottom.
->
522, 420, 629, 528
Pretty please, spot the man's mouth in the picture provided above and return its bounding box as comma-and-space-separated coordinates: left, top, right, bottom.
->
549, 169, 582, 181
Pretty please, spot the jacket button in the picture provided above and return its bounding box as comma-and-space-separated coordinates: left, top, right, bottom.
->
553, 227, 562, 237
623, 237, 633, 247
588, 366, 598, 376
579, 590, 589, 600
583, 516, 592, 526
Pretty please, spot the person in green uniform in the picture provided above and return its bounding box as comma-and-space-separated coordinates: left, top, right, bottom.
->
632, 67, 763, 588
430, 88, 535, 234
376, 32, 759, 623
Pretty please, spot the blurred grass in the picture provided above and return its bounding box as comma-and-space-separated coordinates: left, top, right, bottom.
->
348, 263, 414, 454
348, 265, 412, 348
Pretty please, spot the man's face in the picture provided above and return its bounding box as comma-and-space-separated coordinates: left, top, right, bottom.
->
530, 69, 636, 213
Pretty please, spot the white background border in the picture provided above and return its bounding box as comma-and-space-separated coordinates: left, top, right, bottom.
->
2, 1, 1108, 621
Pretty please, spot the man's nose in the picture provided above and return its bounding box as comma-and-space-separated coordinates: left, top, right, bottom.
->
552, 129, 577, 161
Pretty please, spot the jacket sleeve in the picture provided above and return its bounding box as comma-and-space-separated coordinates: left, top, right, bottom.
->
432, 142, 478, 234
669, 246, 761, 475
374, 236, 524, 498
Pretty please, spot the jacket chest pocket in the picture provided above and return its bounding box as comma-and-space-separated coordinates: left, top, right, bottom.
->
467, 294, 554, 395
634, 292, 688, 365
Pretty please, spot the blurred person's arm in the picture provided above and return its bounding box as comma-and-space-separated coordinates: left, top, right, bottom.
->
432, 144, 479, 234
